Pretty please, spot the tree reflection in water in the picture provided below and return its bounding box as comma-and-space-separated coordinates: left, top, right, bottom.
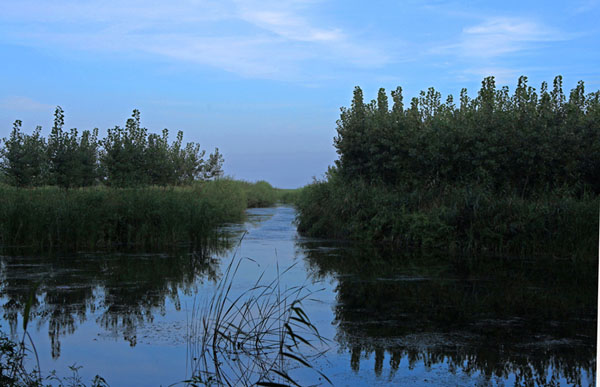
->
0, 236, 233, 359
298, 240, 596, 386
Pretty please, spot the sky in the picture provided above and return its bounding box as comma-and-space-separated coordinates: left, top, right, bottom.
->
0, 0, 599, 188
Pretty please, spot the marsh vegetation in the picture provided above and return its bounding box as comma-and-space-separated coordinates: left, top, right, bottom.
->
0, 76, 597, 386
296, 75, 600, 257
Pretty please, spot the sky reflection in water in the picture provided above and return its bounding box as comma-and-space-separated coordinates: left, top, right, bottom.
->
0, 206, 596, 386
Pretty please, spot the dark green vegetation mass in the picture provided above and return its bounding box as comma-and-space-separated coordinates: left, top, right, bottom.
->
0, 109, 289, 252
0, 180, 288, 252
296, 76, 600, 258
0, 108, 223, 188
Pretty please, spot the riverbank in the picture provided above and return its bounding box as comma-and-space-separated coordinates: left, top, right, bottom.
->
0, 179, 287, 252
295, 175, 599, 259
295, 77, 600, 259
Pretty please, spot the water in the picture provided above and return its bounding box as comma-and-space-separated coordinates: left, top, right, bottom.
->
0, 206, 596, 386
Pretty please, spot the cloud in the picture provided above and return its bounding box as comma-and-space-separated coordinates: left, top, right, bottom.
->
434, 17, 565, 59
460, 18, 564, 58
0, 96, 53, 111
234, 0, 344, 43
427, 17, 569, 82
0, 0, 390, 80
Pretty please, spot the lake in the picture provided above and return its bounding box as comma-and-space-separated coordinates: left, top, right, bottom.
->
0, 206, 596, 386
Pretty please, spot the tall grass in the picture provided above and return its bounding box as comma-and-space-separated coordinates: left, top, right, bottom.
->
0, 179, 247, 252
275, 188, 304, 206
295, 175, 599, 259
232, 180, 278, 208
186, 251, 330, 386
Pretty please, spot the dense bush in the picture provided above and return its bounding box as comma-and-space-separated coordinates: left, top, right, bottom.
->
0, 109, 224, 188
237, 180, 278, 208
296, 76, 600, 258
334, 76, 600, 196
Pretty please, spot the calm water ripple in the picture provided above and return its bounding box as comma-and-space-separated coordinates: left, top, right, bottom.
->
0, 206, 596, 386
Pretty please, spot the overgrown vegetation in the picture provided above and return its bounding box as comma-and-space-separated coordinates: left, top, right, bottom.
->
0, 180, 247, 251
0, 108, 298, 251
275, 187, 304, 206
0, 108, 223, 188
296, 76, 600, 258
0, 178, 298, 252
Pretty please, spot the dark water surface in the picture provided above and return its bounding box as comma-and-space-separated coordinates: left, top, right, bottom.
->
0, 206, 596, 386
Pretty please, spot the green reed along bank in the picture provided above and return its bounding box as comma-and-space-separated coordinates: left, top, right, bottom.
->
296, 76, 600, 258
0, 180, 249, 251
0, 109, 291, 252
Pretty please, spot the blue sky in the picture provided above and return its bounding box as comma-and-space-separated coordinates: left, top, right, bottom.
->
0, 0, 599, 188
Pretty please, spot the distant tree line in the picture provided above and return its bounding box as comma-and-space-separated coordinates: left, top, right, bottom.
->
334, 75, 600, 196
0, 108, 224, 188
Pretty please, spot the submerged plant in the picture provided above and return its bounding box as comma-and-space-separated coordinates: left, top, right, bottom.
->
185, 244, 331, 387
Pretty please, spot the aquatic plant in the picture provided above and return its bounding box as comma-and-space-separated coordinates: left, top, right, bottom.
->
1, 283, 109, 387
185, 248, 331, 386
0, 180, 247, 252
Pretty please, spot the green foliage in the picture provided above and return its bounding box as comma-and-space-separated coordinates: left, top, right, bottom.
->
274, 187, 304, 205
238, 180, 278, 207
0, 120, 47, 187
297, 75, 600, 258
334, 75, 600, 196
47, 107, 100, 189
1, 108, 223, 189
1, 326, 109, 386
0, 181, 247, 252
99, 109, 223, 187
187, 255, 330, 386
296, 172, 599, 258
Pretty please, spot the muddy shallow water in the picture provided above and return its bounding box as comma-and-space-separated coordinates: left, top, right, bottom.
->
0, 206, 596, 386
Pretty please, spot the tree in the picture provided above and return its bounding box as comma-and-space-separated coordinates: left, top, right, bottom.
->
0, 120, 47, 187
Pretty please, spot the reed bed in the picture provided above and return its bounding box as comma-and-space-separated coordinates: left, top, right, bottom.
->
296, 178, 599, 259
0, 179, 247, 252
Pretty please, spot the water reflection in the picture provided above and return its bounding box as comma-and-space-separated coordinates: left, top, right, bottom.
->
0, 206, 596, 386
299, 241, 597, 386
0, 239, 233, 358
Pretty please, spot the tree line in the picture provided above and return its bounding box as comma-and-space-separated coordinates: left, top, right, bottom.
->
0, 108, 224, 188
334, 75, 600, 197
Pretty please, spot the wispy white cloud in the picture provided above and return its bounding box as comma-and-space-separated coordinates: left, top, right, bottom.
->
0, 96, 53, 111
427, 17, 570, 83
0, 0, 390, 80
434, 17, 565, 59
234, 0, 343, 43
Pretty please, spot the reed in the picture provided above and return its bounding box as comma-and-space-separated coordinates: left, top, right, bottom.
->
186, 249, 330, 386
295, 177, 599, 259
0, 179, 247, 252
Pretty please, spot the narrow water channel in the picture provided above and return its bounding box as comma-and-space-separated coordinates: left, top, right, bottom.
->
0, 206, 596, 386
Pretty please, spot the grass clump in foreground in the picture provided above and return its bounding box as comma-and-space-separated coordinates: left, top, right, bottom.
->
186, 249, 330, 387
0, 179, 248, 252
296, 75, 600, 258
